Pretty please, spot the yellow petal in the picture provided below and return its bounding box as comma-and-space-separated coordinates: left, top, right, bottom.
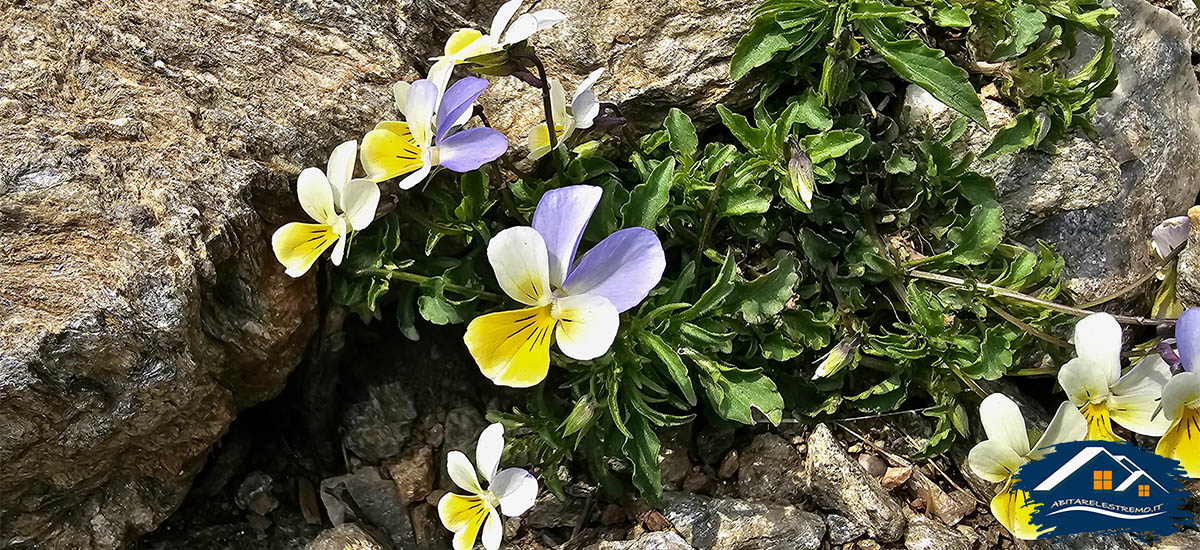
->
526, 123, 565, 160
438, 493, 487, 531
360, 122, 426, 183
1080, 402, 1123, 442
271, 222, 339, 278
464, 306, 556, 388
1156, 407, 1200, 477
445, 29, 486, 58
990, 478, 1049, 540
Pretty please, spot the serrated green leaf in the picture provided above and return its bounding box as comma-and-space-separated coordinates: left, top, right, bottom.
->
727, 252, 800, 324
693, 356, 784, 425
665, 108, 698, 157
682, 251, 737, 320
949, 203, 1003, 265
801, 130, 866, 164
639, 332, 697, 406
622, 158, 676, 229
730, 22, 793, 80
623, 415, 663, 502
717, 104, 766, 151
982, 110, 1042, 158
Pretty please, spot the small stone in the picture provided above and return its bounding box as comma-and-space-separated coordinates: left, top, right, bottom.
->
717, 450, 739, 479
663, 492, 824, 550
584, 531, 695, 550
524, 494, 583, 530
826, 513, 865, 545
696, 427, 736, 466
904, 516, 969, 550
803, 424, 906, 543
304, 523, 386, 550
736, 434, 805, 502
426, 489, 446, 507
235, 471, 278, 516
881, 466, 913, 489
410, 502, 443, 550
857, 454, 887, 478
386, 445, 435, 505
855, 540, 882, 550
682, 470, 716, 495
601, 504, 627, 526
341, 380, 418, 463
320, 467, 416, 549
659, 447, 692, 486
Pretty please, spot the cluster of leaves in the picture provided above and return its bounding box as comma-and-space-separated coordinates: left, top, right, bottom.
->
734, 0, 1118, 156
329, 0, 1115, 504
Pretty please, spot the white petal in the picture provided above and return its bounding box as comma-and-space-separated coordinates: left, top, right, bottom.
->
502, 10, 566, 44
428, 59, 454, 99
326, 140, 357, 202
447, 450, 483, 494
297, 167, 338, 225
1029, 401, 1088, 459
548, 77, 568, 124
393, 81, 410, 116
571, 90, 599, 130
1057, 357, 1113, 406
552, 293, 619, 360
1109, 391, 1172, 436
1162, 372, 1200, 421
406, 79, 439, 145
1073, 312, 1123, 385
491, 467, 538, 516
487, 226, 552, 306
476, 423, 505, 483
481, 506, 503, 550
979, 393, 1031, 457
1152, 216, 1189, 258
1112, 355, 1172, 397
397, 155, 432, 190
340, 178, 381, 231
967, 440, 1028, 483
572, 68, 605, 103
490, 0, 523, 40
330, 218, 348, 265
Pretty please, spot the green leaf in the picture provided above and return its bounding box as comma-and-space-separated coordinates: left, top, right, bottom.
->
717, 104, 766, 151
665, 108, 699, 157
730, 22, 792, 80
639, 332, 697, 406
727, 252, 800, 324
693, 355, 785, 425
417, 277, 471, 325
885, 148, 916, 174
849, 0, 922, 23
857, 20, 987, 126
455, 170, 490, 222
801, 130, 866, 164
623, 414, 663, 502
622, 158, 676, 229
682, 251, 738, 320
928, 1, 971, 27
982, 110, 1042, 158
794, 89, 833, 131
991, 4, 1045, 59
949, 203, 1003, 265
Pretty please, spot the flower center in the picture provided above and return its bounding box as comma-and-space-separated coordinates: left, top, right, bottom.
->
429, 146, 442, 166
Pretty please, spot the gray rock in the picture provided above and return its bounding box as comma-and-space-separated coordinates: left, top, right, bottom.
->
235, 471, 279, 517
321, 467, 416, 550
735, 434, 805, 502
697, 428, 736, 466
1156, 530, 1200, 549
904, 516, 969, 550
803, 424, 906, 543
1032, 532, 1149, 550
341, 379, 418, 463
586, 531, 696, 550
305, 523, 387, 550
662, 492, 824, 550
825, 513, 865, 545
900, 0, 1200, 303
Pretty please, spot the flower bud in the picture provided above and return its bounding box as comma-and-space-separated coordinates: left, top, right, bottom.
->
561, 394, 598, 436
814, 334, 860, 379
788, 137, 815, 209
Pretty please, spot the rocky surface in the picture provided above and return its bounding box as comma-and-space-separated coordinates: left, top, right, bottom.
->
586, 532, 696, 550
662, 493, 825, 550
803, 424, 907, 543
901, 0, 1200, 302
0, 0, 762, 546
734, 433, 805, 502
304, 523, 387, 550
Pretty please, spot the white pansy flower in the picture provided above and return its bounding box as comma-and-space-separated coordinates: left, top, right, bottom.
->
272, 141, 380, 277
438, 424, 538, 550
526, 69, 604, 160
967, 393, 1087, 539
427, 0, 567, 88
1056, 312, 1172, 441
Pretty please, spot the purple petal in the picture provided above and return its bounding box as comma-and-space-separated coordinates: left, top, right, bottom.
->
533, 185, 602, 287
562, 227, 665, 313
1176, 308, 1200, 372
436, 127, 508, 172
436, 77, 488, 142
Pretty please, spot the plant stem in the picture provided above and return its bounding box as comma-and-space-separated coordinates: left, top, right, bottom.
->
356, 268, 507, 302
1077, 241, 1186, 309
695, 165, 729, 260
528, 52, 558, 151
906, 269, 1175, 326
984, 299, 1071, 349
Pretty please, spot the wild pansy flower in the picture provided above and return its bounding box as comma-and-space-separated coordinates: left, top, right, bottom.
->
272, 140, 381, 277
464, 185, 665, 387
527, 69, 604, 160
1156, 308, 1200, 476
967, 393, 1087, 539
1057, 312, 1172, 441
439, 423, 537, 550
361, 77, 508, 189
427, 0, 566, 87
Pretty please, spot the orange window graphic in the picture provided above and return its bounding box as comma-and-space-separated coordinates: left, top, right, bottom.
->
1092, 470, 1113, 490
1138, 485, 1150, 497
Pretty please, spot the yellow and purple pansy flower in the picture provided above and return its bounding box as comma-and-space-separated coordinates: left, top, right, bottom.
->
464, 184, 666, 387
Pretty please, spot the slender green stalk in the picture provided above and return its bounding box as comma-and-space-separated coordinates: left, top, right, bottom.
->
1077, 241, 1186, 309
906, 269, 1175, 326
356, 268, 507, 302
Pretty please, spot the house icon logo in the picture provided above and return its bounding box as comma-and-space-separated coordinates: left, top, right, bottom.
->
1013, 440, 1194, 538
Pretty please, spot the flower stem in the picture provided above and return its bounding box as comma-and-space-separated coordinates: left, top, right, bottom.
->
528, 52, 558, 152
905, 269, 1176, 326
356, 268, 507, 302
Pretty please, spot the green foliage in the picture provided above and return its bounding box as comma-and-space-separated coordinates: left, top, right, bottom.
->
325, 0, 1111, 505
